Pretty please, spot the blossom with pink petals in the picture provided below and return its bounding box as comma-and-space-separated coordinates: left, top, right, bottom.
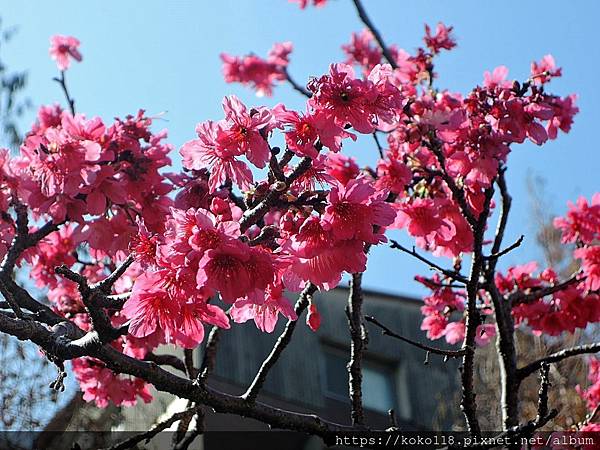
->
49, 35, 82, 71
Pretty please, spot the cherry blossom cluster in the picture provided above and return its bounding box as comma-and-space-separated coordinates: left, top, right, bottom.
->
555, 194, 600, 293
220, 42, 293, 97
343, 23, 454, 80
499, 262, 600, 336
13, 105, 172, 259
577, 357, 600, 412
417, 274, 496, 347
291, 0, 327, 9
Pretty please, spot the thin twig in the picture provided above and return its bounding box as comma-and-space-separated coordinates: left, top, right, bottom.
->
517, 343, 600, 381
389, 240, 468, 284
351, 0, 398, 69
52, 71, 75, 115
243, 283, 317, 403
283, 67, 311, 98
486, 235, 524, 261
365, 315, 466, 358
372, 132, 384, 159
105, 406, 200, 450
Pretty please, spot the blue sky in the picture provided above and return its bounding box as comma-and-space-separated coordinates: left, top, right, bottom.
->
2, 0, 599, 297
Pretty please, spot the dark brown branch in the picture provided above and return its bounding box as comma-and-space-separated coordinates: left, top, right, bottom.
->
517, 343, 600, 381
0, 277, 25, 318
365, 315, 465, 358
242, 283, 317, 403
239, 156, 313, 232
52, 71, 75, 115
197, 322, 223, 386
389, 240, 468, 284
487, 281, 519, 430
372, 132, 384, 159
55, 263, 129, 343
0, 310, 357, 439
283, 67, 311, 98
92, 255, 134, 293
346, 273, 367, 428
184, 349, 198, 379
486, 235, 523, 261
350, 0, 398, 69
144, 353, 187, 374
0, 204, 59, 275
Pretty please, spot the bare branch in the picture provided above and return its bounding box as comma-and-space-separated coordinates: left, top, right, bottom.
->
106, 406, 200, 450
517, 343, 600, 381
52, 71, 75, 115
0, 310, 357, 438
350, 0, 398, 69
365, 315, 465, 358
535, 363, 551, 422
283, 67, 311, 98
372, 132, 384, 159
346, 273, 367, 428
486, 234, 524, 261
389, 240, 468, 284
483, 170, 520, 429
197, 323, 222, 386
92, 255, 134, 293
459, 184, 495, 436
184, 349, 198, 379
242, 283, 317, 403
144, 353, 187, 374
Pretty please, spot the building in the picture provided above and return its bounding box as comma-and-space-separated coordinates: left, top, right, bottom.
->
120, 286, 460, 449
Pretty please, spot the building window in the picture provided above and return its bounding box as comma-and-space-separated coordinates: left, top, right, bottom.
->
322, 348, 397, 414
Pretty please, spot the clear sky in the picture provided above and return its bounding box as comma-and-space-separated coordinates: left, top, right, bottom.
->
2, 0, 599, 297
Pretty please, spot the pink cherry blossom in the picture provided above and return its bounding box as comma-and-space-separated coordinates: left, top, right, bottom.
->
49, 35, 82, 71
323, 177, 395, 243
231, 283, 297, 333
423, 23, 456, 54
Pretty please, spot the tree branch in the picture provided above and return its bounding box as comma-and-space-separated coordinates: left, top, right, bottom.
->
365, 315, 465, 358
106, 406, 200, 450
242, 283, 317, 403
346, 273, 367, 428
283, 67, 311, 98
144, 353, 187, 374
52, 71, 75, 115
517, 343, 600, 381
389, 240, 468, 284
483, 170, 520, 430
239, 156, 313, 232
459, 184, 495, 436
350, 0, 398, 69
